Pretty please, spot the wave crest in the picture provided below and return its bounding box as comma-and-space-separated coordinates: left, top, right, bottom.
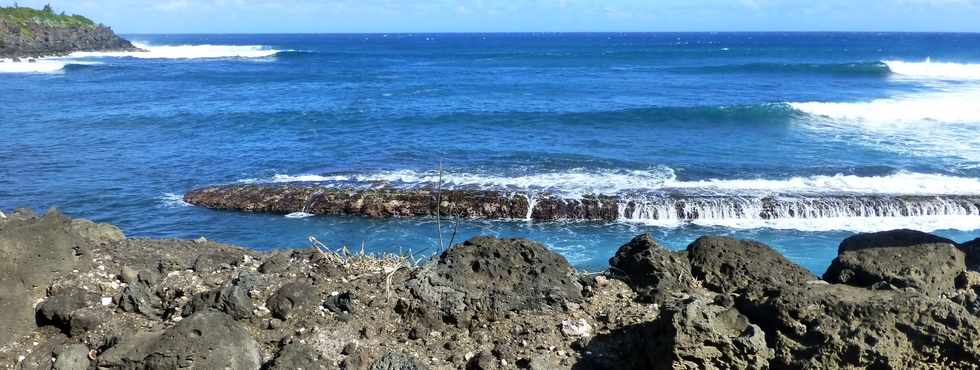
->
67, 42, 283, 59
884, 59, 980, 80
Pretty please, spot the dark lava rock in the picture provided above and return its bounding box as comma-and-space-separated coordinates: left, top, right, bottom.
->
648, 298, 771, 370
182, 285, 255, 320
0, 211, 95, 345
405, 237, 583, 326
193, 249, 244, 273
687, 236, 816, 296
259, 252, 291, 274
325, 291, 356, 315
267, 280, 318, 320
837, 229, 956, 254
962, 238, 980, 270
98, 312, 262, 370
737, 284, 980, 368
608, 234, 697, 303
53, 343, 91, 370
119, 281, 163, 318
823, 242, 966, 292
265, 342, 328, 370
36, 287, 95, 334
370, 352, 428, 370
67, 307, 110, 337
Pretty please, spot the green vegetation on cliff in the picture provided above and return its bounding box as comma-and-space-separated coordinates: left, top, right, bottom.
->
0, 5, 96, 35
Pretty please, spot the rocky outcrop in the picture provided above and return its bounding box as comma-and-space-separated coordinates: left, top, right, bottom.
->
648, 297, 771, 370
837, 229, 957, 254
962, 238, 980, 270
98, 312, 262, 370
824, 242, 966, 292
184, 183, 980, 223
183, 183, 619, 221
738, 284, 980, 368
608, 234, 698, 303
0, 6, 139, 58
0, 209, 119, 350
404, 237, 584, 326
687, 236, 817, 297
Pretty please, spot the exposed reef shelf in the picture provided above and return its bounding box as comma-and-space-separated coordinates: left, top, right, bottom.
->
183, 184, 980, 222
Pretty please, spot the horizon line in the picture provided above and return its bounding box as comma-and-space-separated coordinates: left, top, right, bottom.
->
118, 31, 980, 36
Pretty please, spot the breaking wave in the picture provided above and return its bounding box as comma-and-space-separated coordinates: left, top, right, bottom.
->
255, 169, 980, 197
0, 59, 101, 74
67, 42, 284, 59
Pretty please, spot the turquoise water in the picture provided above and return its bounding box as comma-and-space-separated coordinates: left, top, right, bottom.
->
3, 33, 980, 273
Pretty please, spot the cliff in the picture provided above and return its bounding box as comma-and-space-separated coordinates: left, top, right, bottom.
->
0, 6, 138, 59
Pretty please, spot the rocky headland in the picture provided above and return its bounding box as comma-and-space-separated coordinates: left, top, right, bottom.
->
2, 207, 980, 369
0, 6, 138, 59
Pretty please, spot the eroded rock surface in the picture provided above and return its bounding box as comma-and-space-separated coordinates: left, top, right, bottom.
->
608, 234, 697, 303
405, 237, 583, 326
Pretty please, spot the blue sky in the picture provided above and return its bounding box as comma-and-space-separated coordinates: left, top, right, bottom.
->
12, 0, 980, 33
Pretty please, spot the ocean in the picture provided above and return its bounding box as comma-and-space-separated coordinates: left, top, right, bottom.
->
2, 33, 980, 273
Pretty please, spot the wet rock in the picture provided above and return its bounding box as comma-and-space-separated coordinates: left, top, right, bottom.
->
267, 280, 318, 320
648, 297, 771, 370
0, 211, 91, 345
259, 252, 291, 274
608, 234, 696, 303
369, 352, 427, 370
738, 284, 980, 368
182, 285, 255, 320
98, 312, 261, 370
118, 281, 163, 318
837, 229, 956, 254
53, 343, 90, 370
36, 287, 95, 334
823, 242, 965, 292
266, 342, 328, 370
687, 236, 816, 296
405, 237, 583, 326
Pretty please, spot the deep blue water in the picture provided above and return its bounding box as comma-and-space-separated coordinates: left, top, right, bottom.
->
3, 33, 980, 273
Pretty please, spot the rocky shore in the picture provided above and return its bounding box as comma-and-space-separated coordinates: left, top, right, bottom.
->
0, 6, 138, 59
2, 208, 980, 369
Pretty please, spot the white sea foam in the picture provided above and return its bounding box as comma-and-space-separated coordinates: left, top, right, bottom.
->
789, 87, 980, 124
663, 171, 980, 196
628, 215, 980, 233
67, 42, 281, 59
159, 193, 191, 208
884, 59, 980, 80
0, 59, 101, 74
263, 168, 677, 197
257, 169, 980, 196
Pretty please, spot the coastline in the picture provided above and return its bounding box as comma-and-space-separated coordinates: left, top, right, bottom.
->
2, 208, 979, 369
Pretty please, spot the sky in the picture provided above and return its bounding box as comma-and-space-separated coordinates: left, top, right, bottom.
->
10, 0, 980, 33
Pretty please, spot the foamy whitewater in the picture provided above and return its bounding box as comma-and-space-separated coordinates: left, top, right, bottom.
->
68, 42, 282, 59
0, 42, 281, 74
4, 33, 980, 272
260, 170, 980, 197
